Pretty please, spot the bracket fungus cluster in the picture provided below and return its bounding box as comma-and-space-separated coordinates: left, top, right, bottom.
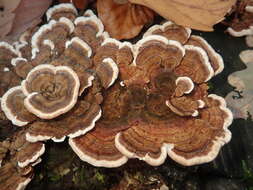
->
0, 2, 233, 189
70, 21, 232, 167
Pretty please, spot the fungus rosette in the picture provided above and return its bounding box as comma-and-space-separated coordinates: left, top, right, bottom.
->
0, 4, 116, 143
0, 129, 45, 190
0, 3, 233, 170
69, 21, 232, 167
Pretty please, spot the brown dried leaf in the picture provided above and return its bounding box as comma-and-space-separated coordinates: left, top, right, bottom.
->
0, 0, 52, 41
58, 0, 92, 9
0, 0, 20, 39
129, 0, 236, 31
97, 0, 154, 40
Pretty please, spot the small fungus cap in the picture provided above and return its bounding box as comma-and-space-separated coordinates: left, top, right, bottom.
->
21, 64, 80, 119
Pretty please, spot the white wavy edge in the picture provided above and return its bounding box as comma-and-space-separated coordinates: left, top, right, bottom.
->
175, 76, 194, 94
83, 9, 96, 17
167, 94, 232, 166
69, 137, 128, 168
115, 133, 172, 166
102, 58, 119, 88
31, 158, 42, 166
46, 3, 77, 21
190, 35, 224, 75
143, 21, 191, 40
227, 26, 253, 37
65, 36, 92, 57
68, 109, 102, 138
133, 35, 185, 66
11, 57, 27, 66
74, 16, 104, 37
165, 99, 199, 117
26, 133, 52, 143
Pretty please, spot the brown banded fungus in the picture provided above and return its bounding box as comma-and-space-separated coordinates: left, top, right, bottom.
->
0, 5, 115, 144
0, 3, 232, 171
21, 64, 80, 119
74, 10, 109, 53
46, 3, 78, 21
0, 129, 45, 190
1, 86, 36, 126
69, 20, 232, 167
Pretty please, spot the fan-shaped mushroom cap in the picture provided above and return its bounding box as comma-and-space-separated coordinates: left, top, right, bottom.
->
21, 64, 80, 119
115, 93, 232, 166
186, 35, 224, 75
69, 124, 128, 168
134, 35, 185, 67
25, 99, 102, 142
31, 17, 74, 57
143, 21, 191, 44
94, 38, 133, 66
143, 21, 223, 77
62, 37, 94, 95
1, 86, 36, 126
46, 3, 78, 21
74, 11, 109, 53
127, 35, 185, 86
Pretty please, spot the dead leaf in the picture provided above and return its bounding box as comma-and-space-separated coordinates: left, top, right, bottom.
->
129, 0, 236, 31
225, 50, 253, 119
0, 0, 20, 39
58, 0, 92, 9
97, 0, 154, 40
0, 0, 52, 42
